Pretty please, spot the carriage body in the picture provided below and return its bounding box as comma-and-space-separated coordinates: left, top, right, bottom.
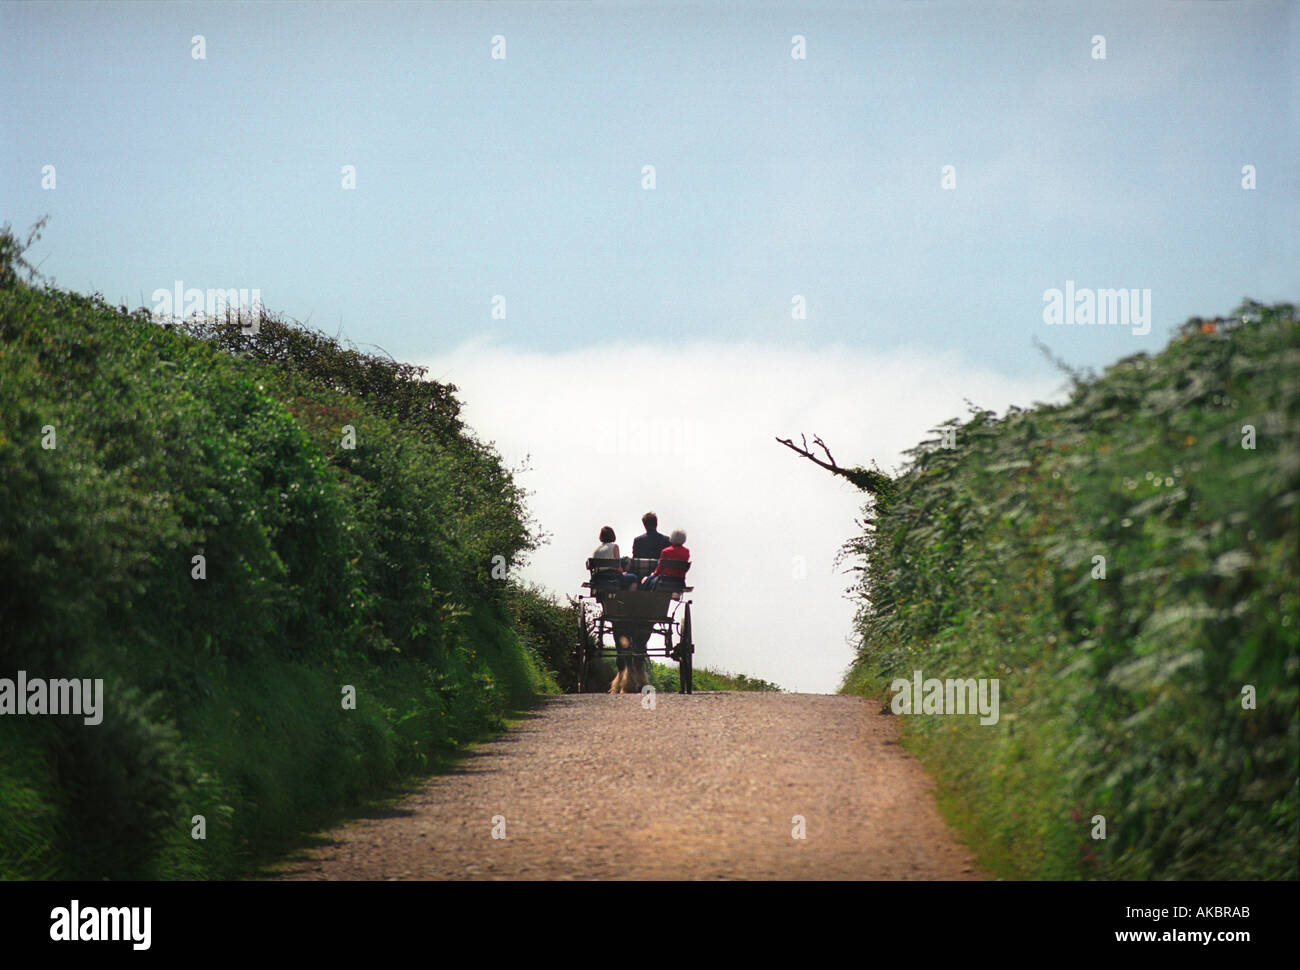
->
576, 557, 695, 693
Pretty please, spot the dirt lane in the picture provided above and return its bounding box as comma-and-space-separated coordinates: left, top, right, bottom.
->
273, 692, 983, 880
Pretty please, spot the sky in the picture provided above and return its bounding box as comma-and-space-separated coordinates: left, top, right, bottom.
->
3, 1, 1296, 691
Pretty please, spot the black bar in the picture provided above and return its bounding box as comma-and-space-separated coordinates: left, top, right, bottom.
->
2, 879, 1288, 958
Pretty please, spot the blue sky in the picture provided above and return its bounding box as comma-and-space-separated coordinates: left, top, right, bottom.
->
5, 1, 1295, 372
3, 1, 1296, 691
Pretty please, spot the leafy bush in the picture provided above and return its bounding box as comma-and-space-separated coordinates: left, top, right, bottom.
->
0, 223, 556, 878
842, 301, 1298, 880
648, 662, 781, 693
49, 685, 193, 880
506, 583, 584, 691
0, 719, 61, 879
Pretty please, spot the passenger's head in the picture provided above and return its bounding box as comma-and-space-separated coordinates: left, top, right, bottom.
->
599, 526, 616, 543
670, 529, 686, 546
642, 512, 658, 531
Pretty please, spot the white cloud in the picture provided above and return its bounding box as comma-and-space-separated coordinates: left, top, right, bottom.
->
423, 339, 1064, 693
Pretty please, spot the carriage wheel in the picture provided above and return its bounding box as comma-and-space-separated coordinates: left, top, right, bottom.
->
576, 601, 588, 694
680, 603, 694, 694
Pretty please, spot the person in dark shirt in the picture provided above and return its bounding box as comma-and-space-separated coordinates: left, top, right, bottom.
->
632, 511, 671, 562
627, 511, 672, 656
631, 512, 671, 592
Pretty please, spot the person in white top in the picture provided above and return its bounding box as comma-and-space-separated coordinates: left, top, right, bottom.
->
592, 525, 619, 562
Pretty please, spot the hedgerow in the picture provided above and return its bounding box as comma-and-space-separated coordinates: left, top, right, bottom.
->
842, 301, 1298, 879
0, 224, 556, 878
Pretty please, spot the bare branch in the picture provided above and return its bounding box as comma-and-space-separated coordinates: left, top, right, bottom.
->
812, 434, 838, 468
776, 432, 896, 500
775, 435, 839, 474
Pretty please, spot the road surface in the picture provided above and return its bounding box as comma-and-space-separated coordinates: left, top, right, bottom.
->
273, 692, 983, 880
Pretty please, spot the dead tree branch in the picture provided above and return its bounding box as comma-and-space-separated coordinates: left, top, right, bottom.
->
775, 433, 896, 500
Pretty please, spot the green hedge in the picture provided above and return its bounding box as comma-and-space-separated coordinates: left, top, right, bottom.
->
0, 232, 556, 879
842, 301, 1298, 880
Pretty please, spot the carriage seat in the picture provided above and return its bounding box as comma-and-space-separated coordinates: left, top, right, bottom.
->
627, 557, 690, 579
588, 558, 690, 580
583, 557, 692, 595
584, 558, 625, 595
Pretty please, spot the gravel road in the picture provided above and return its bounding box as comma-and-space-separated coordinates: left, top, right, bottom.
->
273, 692, 984, 880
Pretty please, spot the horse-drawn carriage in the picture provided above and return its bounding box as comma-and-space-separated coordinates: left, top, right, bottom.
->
576, 557, 695, 693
